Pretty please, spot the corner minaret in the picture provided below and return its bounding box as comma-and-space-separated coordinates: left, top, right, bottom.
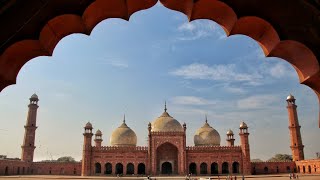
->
286, 94, 304, 161
239, 122, 251, 175
21, 93, 39, 162
82, 122, 93, 176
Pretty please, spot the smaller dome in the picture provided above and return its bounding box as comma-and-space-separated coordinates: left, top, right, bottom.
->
287, 94, 295, 101
95, 129, 102, 136
194, 119, 221, 146
85, 122, 93, 129
110, 120, 137, 147
227, 129, 234, 135
240, 122, 248, 129
30, 93, 38, 100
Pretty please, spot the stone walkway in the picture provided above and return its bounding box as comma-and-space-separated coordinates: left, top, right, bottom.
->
0, 174, 319, 180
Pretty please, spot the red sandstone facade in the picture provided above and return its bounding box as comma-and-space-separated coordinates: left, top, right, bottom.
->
0, 94, 319, 176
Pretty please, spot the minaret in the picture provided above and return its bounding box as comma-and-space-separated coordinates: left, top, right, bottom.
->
21, 94, 39, 162
94, 129, 103, 148
81, 122, 93, 176
286, 94, 304, 161
226, 129, 235, 146
239, 122, 251, 175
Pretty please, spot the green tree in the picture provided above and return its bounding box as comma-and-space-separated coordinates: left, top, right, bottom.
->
251, 158, 263, 162
57, 156, 76, 162
268, 154, 292, 162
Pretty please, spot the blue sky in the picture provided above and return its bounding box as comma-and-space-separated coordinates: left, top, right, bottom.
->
0, 3, 319, 161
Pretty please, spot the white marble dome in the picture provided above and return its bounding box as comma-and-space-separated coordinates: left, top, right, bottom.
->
194, 120, 220, 146
151, 110, 183, 132
110, 120, 137, 147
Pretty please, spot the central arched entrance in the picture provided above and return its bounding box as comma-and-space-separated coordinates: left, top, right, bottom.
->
156, 142, 178, 174
161, 162, 173, 174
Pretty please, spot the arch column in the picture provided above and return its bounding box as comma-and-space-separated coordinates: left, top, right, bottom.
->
196, 162, 200, 175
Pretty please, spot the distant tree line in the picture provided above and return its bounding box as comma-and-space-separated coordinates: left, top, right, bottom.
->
41, 156, 77, 162
252, 154, 293, 162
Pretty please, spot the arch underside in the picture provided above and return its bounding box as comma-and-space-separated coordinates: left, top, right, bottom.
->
0, 0, 320, 127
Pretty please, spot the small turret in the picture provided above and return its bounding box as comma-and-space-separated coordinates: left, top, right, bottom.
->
94, 129, 103, 148
226, 129, 235, 146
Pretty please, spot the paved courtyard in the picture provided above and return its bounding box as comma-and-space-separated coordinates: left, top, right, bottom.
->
0, 174, 319, 180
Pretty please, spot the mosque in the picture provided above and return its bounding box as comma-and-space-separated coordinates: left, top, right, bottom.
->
0, 94, 319, 176
82, 103, 250, 176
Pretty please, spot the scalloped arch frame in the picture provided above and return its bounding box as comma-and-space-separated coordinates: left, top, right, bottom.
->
0, 0, 319, 127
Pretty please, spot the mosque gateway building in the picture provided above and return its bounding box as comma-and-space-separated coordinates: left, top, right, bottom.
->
0, 94, 319, 176
82, 103, 250, 176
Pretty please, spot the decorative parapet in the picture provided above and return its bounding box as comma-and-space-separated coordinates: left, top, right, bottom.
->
186, 145, 242, 152
150, 131, 185, 136
251, 160, 293, 164
32, 161, 81, 164
93, 146, 148, 152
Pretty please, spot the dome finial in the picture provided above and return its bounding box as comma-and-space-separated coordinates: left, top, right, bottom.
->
164, 101, 167, 112
205, 114, 208, 123
123, 114, 126, 123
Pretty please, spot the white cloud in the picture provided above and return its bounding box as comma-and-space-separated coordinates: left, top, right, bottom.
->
170, 63, 261, 84
237, 95, 278, 109
177, 21, 218, 41
178, 23, 196, 31
224, 86, 246, 94
171, 96, 217, 105
101, 59, 129, 68
269, 62, 296, 79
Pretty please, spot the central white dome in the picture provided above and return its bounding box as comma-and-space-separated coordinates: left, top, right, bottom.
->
151, 110, 183, 132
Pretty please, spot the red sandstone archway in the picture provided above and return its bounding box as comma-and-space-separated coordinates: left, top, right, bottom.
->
156, 142, 178, 174
0, 0, 319, 127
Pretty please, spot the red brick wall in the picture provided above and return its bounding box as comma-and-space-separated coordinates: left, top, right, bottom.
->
186, 146, 243, 175
0, 159, 30, 175
251, 161, 296, 174
296, 159, 320, 174
31, 162, 81, 175
90, 146, 148, 176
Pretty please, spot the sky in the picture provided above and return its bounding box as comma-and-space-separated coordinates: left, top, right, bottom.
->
0, 3, 319, 162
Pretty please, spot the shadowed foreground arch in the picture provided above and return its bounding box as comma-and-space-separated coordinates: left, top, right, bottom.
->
0, 0, 319, 127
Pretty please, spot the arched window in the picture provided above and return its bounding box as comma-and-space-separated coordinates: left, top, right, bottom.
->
276, 166, 279, 173
211, 163, 218, 174
138, 163, 145, 175
60, 168, 64, 175
17, 167, 20, 175
126, 163, 134, 175
303, 166, 305, 173
5, 166, 8, 175
95, 162, 101, 174
105, 163, 112, 174
308, 165, 311, 173
287, 166, 291, 173
22, 167, 25, 174
222, 162, 229, 174
264, 167, 268, 174
73, 168, 76, 175
116, 163, 123, 175
200, 163, 208, 174
298, 166, 300, 173
189, 163, 196, 175
232, 162, 240, 174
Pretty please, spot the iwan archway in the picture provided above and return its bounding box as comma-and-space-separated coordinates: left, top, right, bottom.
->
0, 0, 319, 126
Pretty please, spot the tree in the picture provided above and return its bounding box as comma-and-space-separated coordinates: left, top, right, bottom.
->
57, 156, 76, 162
268, 154, 292, 162
251, 159, 263, 162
